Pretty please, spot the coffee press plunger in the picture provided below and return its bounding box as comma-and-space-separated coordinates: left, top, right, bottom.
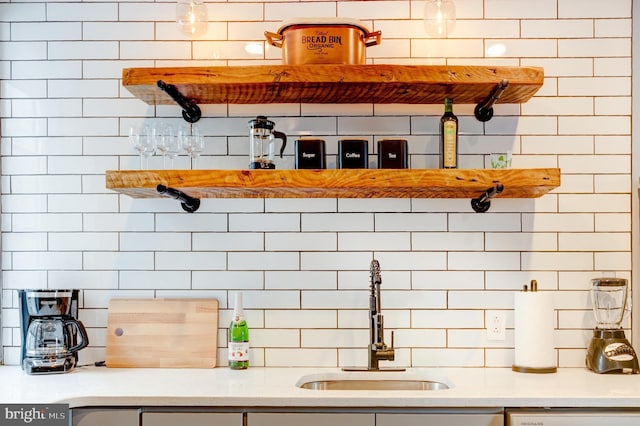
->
586, 277, 639, 374
249, 116, 287, 169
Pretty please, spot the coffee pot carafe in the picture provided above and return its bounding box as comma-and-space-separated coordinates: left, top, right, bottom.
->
249, 116, 287, 169
19, 289, 89, 374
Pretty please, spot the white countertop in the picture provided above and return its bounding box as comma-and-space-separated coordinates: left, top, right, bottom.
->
2, 366, 640, 409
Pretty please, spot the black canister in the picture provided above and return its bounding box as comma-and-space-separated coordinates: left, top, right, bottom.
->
295, 139, 326, 169
338, 139, 368, 169
377, 139, 408, 169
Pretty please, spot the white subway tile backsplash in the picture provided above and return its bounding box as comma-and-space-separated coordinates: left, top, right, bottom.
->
595, 58, 632, 77
13, 251, 82, 271
338, 232, 410, 251
595, 252, 631, 271
12, 23, 81, 41
559, 39, 631, 58
229, 252, 299, 271
521, 20, 593, 39
559, 194, 630, 213
522, 252, 594, 271
412, 232, 484, 251
156, 251, 227, 271
595, 213, 631, 232
0, 0, 633, 369
302, 213, 374, 232
0, 42, 47, 60
558, 0, 631, 18
2, 233, 47, 251
595, 19, 632, 38
83, 251, 154, 271
559, 77, 631, 97
49, 232, 119, 251
266, 348, 337, 367
266, 310, 336, 329
47, 3, 119, 21
2, 156, 47, 175
120, 232, 191, 251
119, 271, 191, 290
230, 213, 300, 232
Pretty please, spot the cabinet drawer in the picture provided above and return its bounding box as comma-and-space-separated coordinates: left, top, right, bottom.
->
377, 413, 503, 426
248, 412, 374, 426
142, 412, 242, 426
71, 408, 139, 426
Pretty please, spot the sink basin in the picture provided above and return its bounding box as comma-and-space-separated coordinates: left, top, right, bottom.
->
298, 379, 449, 391
296, 372, 452, 391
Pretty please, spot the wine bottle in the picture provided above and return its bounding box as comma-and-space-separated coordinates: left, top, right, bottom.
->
228, 292, 249, 370
439, 98, 458, 168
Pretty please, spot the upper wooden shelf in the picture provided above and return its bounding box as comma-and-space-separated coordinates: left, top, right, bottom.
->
122, 65, 544, 106
106, 168, 560, 200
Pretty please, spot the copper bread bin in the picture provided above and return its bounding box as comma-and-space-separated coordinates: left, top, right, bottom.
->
265, 18, 382, 65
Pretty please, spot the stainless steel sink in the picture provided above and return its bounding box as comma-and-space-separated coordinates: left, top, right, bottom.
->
298, 379, 450, 391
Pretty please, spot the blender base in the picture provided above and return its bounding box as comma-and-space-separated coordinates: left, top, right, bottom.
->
586, 329, 640, 374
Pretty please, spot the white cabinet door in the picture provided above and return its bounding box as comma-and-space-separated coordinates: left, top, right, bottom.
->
248, 412, 374, 426
142, 412, 242, 426
377, 412, 503, 426
71, 408, 139, 426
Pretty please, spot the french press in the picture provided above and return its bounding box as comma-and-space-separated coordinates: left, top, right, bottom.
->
248, 116, 287, 169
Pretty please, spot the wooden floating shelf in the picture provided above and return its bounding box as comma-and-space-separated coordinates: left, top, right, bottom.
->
105, 168, 560, 200
122, 65, 544, 106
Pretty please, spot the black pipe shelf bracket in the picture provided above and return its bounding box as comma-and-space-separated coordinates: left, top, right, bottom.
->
156, 184, 201, 213
157, 80, 202, 123
474, 79, 510, 122
471, 183, 504, 213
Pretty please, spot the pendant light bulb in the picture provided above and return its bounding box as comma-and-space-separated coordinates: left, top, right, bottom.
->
177, 0, 208, 38
424, 0, 456, 38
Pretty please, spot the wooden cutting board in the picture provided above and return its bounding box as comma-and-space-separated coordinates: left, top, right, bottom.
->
106, 298, 218, 368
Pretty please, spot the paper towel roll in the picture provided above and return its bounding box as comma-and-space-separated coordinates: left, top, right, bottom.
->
513, 291, 557, 373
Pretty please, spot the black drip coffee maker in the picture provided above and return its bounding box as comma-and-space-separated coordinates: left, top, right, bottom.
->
19, 289, 89, 374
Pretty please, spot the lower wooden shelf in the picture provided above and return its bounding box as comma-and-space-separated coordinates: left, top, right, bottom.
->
105, 168, 560, 200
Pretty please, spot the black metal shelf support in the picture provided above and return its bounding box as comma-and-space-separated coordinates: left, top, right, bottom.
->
157, 80, 202, 123
474, 79, 510, 122
156, 184, 201, 213
471, 183, 504, 213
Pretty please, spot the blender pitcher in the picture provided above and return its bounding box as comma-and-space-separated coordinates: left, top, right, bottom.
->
249, 116, 287, 169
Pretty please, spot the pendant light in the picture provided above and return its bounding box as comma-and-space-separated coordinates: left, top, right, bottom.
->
176, 0, 208, 38
423, 0, 456, 38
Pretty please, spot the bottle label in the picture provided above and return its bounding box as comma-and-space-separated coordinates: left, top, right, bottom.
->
443, 121, 457, 167
228, 342, 250, 361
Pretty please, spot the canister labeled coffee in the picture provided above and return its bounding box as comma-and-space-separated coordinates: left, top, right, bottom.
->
338, 139, 368, 169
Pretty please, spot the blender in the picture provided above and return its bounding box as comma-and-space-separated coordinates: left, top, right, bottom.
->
586, 277, 639, 374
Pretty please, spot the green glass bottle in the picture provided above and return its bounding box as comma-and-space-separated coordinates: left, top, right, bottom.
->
439, 97, 458, 169
228, 292, 249, 370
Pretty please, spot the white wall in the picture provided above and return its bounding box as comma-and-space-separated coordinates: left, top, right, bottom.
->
0, 0, 633, 368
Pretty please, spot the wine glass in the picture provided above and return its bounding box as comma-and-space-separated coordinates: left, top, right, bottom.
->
179, 126, 205, 169
165, 130, 183, 169
139, 125, 156, 169
129, 126, 156, 169
182, 134, 205, 169
155, 123, 175, 169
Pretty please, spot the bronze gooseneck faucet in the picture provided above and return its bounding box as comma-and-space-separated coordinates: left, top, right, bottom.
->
344, 259, 404, 371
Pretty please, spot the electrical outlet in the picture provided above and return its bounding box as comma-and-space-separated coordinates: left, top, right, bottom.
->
487, 311, 506, 341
